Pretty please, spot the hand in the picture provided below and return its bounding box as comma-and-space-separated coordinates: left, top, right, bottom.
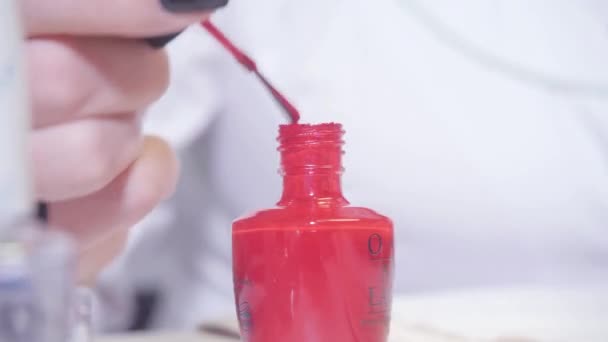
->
22, 0, 227, 279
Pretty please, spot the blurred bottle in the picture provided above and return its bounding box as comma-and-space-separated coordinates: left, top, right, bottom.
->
0, 221, 76, 342
0, 1, 82, 341
232, 123, 395, 342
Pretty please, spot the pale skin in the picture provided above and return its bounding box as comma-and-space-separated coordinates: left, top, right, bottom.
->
22, 0, 212, 283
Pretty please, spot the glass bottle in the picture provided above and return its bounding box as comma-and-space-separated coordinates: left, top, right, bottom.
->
232, 123, 395, 342
0, 1, 86, 339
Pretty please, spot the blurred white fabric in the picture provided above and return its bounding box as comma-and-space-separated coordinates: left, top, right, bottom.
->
389, 284, 608, 341
98, 0, 608, 330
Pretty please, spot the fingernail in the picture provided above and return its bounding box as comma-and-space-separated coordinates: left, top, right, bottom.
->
161, 0, 229, 13
146, 31, 183, 49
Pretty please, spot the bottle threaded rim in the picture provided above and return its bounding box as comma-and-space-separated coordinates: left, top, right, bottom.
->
277, 123, 345, 175
278, 123, 344, 150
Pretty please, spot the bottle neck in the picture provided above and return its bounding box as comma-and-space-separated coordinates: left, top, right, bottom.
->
278, 172, 348, 207
276, 123, 349, 207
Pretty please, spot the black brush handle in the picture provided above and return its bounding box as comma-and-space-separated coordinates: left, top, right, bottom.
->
146, 31, 184, 49
36, 201, 48, 223
146, 0, 230, 48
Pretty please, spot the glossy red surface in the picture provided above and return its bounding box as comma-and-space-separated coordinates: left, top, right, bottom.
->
232, 124, 394, 342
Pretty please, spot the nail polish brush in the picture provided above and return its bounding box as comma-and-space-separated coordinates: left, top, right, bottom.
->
146, 17, 300, 123
201, 20, 301, 124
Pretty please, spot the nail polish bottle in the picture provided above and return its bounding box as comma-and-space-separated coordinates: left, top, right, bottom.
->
233, 123, 394, 342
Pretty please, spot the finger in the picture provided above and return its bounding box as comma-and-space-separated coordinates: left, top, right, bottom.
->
28, 37, 169, 127
31, 114, 143, 201
77, 227, 130, 285
49, 136, 179, 249
22, 0, 224, 37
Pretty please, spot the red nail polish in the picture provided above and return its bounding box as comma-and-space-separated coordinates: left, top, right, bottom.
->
233, 123, 394, 342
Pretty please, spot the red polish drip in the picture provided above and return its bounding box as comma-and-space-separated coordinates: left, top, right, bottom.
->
202, 20, 301, 123
232, 123, 395, 341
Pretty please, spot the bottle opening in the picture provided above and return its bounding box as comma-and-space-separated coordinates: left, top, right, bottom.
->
278, 123, 343, 143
